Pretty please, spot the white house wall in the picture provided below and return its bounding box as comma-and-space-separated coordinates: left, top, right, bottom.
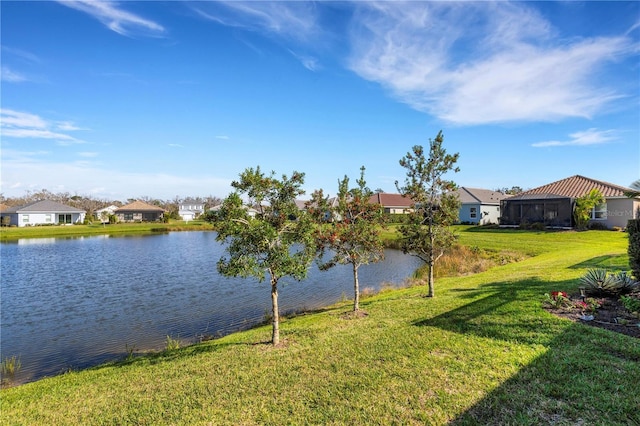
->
11, 212, 85, 227
601, 198, 640, 229
459, 204, 501, 225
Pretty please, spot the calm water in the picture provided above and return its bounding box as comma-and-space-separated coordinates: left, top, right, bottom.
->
1, 231, 422, 385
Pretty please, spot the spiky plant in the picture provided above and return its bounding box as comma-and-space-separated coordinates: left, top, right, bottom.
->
580, 269, 639, 296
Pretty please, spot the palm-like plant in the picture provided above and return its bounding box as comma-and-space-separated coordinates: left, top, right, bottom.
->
624, 179, 640, 198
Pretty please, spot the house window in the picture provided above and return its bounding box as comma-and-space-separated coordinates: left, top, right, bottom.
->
592, 203, 607, 220
124, 213, 134, 221
45, 214, 52, 223
58, 214, 72, 224
470, 207, 477, 219
22, 214, 29, 223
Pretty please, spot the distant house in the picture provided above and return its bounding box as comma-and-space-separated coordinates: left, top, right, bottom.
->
115, 200, 165, 223
178, 198, 205, 222
0, 200, 86, 227
95, 205, 119, 223
500, 175, 640, 229
368, 193, 414, 214
456, 187, 508, 225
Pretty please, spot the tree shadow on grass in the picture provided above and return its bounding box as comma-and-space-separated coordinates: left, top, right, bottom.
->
569, 254, 628, 270
414, 277, 640, 424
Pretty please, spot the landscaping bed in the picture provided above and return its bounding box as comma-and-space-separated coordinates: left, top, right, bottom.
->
544, 293, 640, 339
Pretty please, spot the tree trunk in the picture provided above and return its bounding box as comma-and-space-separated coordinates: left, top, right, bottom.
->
271, 277, 279, 345
352, 263, 360, 312
427, 259, 435, 297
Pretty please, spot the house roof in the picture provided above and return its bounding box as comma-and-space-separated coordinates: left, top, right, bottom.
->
115, 200, 165, 212
520, 175, 634, 199
368, 193, 414, 208
456, 187, 508, 205
2, 200, 85, 214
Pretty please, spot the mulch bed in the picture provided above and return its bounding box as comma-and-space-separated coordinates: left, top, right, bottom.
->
545, 294, 640, 339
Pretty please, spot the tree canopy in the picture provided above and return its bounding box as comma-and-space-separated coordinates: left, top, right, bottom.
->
308, 166, 385, 312
396, 131, 461, 297
215, 167, 315, 345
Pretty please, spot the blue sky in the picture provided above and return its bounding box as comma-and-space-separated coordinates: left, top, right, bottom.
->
1, 1, 639, 201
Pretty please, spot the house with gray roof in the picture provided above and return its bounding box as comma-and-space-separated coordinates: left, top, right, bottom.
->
456, 187, 508, 225
178, 198, 205, 222
0, 200, 86, 227
500, 175, 640, 229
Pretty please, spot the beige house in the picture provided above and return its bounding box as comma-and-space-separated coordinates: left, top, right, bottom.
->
500, 175, 640, 229
115, 200, 165, 222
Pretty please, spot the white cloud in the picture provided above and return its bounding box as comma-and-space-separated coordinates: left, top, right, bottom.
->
347, 2, 635, 125
57, 0, 165, 37
1, 150, 232, 200
1, 109, 85, 144
192, 1, 319, 42
1, 66, 27, 83
288, 50, 320, 71
78, 151, 99, 158
532, 128, 618, 148
168, 143, 184, 148
215, 135, 230, 140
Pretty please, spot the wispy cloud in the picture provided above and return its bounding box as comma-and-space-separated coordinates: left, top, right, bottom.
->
215, 135, 230, 140
1, 66, 27, 83
288, 50, 320, 71
532, 128, 618, 148
192, 1, 319, 42
57, 0, 165, 37
347, 2, 635, 125
78, 151, 99, 158
1, 109, 86, 145
168, 143, 184, 148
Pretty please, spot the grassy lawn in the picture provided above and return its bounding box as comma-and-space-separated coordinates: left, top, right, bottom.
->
0, 221, 214, 241
1, 228, 638, 425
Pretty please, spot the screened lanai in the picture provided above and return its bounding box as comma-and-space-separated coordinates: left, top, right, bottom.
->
500, 194, 573, 228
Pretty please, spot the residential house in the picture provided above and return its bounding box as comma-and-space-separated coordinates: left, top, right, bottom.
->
500, 175, 640, 229
95, 205, 119, 223
456, 187, 508, 225
178, 198, 205, 222
115, 200, 165, 222
0, 200, 86, 227
368, 193, 414, 214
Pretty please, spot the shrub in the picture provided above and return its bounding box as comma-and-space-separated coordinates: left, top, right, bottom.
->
620, 294, 640, 315
579, 269, 640, 296
628, 219, 640, 280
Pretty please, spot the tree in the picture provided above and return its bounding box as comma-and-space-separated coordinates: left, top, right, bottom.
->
624, 180, 640, 199
573, 188, 605, 230
396, 131, 461, 298
308, 166, 385, 312
214, 167, 315, 345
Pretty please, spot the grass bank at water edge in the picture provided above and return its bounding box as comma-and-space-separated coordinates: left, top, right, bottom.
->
1, 228, 638, 425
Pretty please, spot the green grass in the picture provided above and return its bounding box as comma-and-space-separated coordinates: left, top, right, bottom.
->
1, 227, 638, 425
0, 220, 214, 241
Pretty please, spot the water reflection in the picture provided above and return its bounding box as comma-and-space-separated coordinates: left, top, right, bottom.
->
1, 232, 422, 385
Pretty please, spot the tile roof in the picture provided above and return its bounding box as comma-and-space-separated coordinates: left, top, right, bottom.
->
2, 200, 85, 213
116, 200, 165, 212
368, 193, 414, 208
521, 175, 633, 198
456, 187, 508, 204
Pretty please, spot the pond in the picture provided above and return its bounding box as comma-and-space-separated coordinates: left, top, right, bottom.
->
1, 231, 423, 385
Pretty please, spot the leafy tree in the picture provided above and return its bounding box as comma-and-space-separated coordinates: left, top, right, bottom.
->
214, 167, 315, 345
308, 166, 385, 312
396, 131, 461, 298
573, 188, 605, 230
